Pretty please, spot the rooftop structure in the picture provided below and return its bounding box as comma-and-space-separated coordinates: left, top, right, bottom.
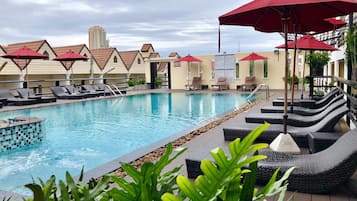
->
88, 26, 110, 49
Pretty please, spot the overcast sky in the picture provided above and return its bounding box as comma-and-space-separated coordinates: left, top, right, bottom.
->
0, 0, 283, 56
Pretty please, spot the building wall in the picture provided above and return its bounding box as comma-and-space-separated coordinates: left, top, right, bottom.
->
170, 51, 310, 90
128, 54, 146, 75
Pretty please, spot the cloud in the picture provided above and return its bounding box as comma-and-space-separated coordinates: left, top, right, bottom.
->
0, 0, 283, 56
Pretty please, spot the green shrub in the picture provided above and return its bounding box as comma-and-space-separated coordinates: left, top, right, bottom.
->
127, 79, 136, 87
306, 52, 330, 68
138, 79, 146, 85
155, 77, 163, 88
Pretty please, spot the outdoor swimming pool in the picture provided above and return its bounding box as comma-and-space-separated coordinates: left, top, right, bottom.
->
0, 92, 255, 194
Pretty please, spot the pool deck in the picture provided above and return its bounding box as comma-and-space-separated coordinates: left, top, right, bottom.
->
0, 89, 356, 200
163, 89, 357, 201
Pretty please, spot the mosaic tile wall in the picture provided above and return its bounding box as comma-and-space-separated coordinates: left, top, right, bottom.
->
0, 121, 43, 152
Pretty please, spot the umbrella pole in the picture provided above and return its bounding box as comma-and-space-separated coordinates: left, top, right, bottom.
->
283, 21, 288, 134
301, 51, 307, 99
290, 33, 298, 112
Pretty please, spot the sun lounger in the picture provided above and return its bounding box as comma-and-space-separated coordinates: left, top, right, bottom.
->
186, 77, 202, 90
81, 85, 107, 96
261, 94, 344, 115
211, 77, 229, 90
17, 88, 56, 103
186, 128, 357, 194
50, 86, 85, 99
223, 106, 349, 147
246, 98, 346, 126
0, 89, 40, 106
65, 85, 98, 98
272, 87, 339, 108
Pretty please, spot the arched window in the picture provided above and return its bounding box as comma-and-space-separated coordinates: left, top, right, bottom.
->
43, 51, 49, 60
137, 58, 141, 64
114, 56, 118, 63
83, 53, 88, 62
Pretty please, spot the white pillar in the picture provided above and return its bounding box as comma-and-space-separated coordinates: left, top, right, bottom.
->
18, 70, 25, 88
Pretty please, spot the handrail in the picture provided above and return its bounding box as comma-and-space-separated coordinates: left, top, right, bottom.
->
246, 83, 269, 102
105, 85, 119, 97
110, 84, 123, 96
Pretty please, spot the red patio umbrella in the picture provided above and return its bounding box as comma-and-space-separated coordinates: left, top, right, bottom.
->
53, 50, 88, 84
219, 0, 357, 134
276, 34, 339, 106
240, 52, 268, 77
1, 46, 48, 88
240, 52, 267, 61
175, 54, 202, 89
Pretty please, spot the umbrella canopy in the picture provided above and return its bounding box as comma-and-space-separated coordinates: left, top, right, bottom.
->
1, 46, 48, 70
53, 50, 88, 71
175, 54, 202, 63
175, 54, 202, 90
275, 35, 339, 51
219, 0, 357, 33
325, 17, 347, 28
240, 52, 267, 61
219, 0, 357, 134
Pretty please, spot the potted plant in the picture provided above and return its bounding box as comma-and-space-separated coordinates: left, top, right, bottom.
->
287, 74, 299, 89
306, 52, 330, 76
155, 77, 163, 88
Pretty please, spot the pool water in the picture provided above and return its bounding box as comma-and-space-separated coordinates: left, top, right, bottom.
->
0, 93, 255, 194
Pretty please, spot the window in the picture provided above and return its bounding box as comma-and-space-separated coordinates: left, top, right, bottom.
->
263, 60, 268, 78
235, 62, 239, 78
249, 61, 254, 76
43, 51, 49, 60
114, 56, 118, 63
137, 58, 141, 64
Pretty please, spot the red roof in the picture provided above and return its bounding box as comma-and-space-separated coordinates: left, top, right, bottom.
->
90, 48, 117, 70
118, 50, 141, 71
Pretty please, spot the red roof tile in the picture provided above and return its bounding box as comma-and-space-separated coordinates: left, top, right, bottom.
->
53, 44, 86, 56
149, 52, 160, 58
168, 52, 180, 57
90, 48, 116, 70
141, 43, 154, 52
118, 50, 140, 71
4, 40, 47, 53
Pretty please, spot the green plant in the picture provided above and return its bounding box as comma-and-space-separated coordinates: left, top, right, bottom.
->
306, 52, 330, 68
162, 123, 295, 201
138, 79, 146, 85
25, 168, 109, 201
155, 77, 163, 88
346, 25, 357, 67
104, 143, 187, 200
287, 74, 299, 85
127, 79, 137, 87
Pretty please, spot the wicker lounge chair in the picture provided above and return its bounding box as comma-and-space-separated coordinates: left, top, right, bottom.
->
211, 77, 229, 90
0, 89, 40, 106
240, 76, 257, 91
256, 128, 357, 193
245, 98, 346, 126
17, 88, 56, 103
272, 87, 339, 108
81, 85, 106, 96
186, 77, 202, 90
261, 94, 344, 115
186, 128, 357, 194
223, 106, 349, 147
65, 85, 98, 98
50, 86, 85, 99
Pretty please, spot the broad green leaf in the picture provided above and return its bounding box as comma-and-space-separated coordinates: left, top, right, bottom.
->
240, 152, 258, 201
176, 175, 202, 200
24, 184, 44, 201
200, 160, 221, 181
59, 180, 70, 201
210, 147, 229, 169
65, 171, 80, 200
161, 193, 184, 201
120, 162, 142, 183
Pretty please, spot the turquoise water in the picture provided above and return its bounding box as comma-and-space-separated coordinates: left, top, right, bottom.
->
0, 93, 254, 194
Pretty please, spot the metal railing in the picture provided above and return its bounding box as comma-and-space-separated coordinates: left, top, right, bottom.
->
335, 76, 357, 127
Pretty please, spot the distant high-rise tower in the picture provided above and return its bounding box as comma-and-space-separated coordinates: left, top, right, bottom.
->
88, 26, 110, 49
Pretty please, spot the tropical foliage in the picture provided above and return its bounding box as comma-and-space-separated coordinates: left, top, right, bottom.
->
306, 52, 330, 68
346, 25, 357, 67
24, 124, 294, 201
